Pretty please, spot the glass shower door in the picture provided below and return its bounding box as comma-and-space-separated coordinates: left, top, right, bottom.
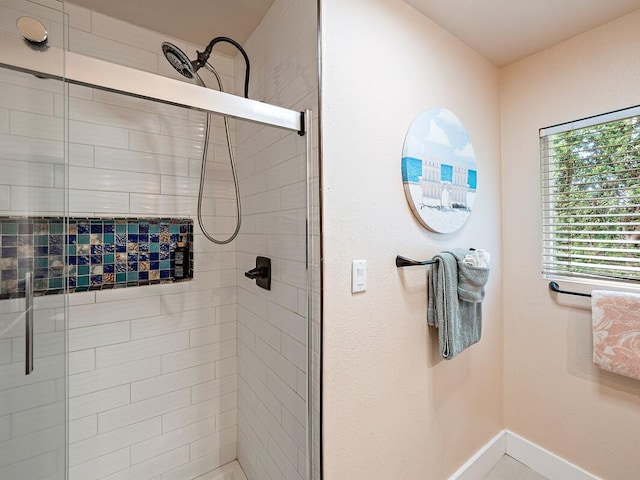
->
0, 1, 68, 479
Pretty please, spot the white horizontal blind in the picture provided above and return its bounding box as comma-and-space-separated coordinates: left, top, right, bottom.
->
540, 109, 640, 282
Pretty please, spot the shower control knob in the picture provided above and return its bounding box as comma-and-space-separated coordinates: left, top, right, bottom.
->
245, 267, 268, 280
245, 256, 271, 290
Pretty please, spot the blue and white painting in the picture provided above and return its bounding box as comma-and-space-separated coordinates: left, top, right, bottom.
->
401, 108, 477, 233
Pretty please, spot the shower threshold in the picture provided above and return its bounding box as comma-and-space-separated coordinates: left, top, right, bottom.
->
196, 460, 248, 480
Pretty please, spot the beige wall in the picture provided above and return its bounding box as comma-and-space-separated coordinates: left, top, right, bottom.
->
321, 0, 503, 478
500, 10, 640, 480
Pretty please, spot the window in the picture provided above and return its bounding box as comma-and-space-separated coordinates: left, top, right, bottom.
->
540, 107, 640, 283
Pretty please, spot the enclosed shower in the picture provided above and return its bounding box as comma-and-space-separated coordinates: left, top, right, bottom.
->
0, 1, 321, 480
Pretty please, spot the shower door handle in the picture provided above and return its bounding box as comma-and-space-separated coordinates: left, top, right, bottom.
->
25, 271, 33, 375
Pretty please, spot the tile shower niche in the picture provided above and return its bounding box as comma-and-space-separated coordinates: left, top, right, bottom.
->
0, 217, 193, 299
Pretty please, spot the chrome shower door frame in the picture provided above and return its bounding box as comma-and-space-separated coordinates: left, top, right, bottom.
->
0, 32, 305, 134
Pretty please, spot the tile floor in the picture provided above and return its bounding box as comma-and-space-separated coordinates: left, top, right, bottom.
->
483, 455, 548, 480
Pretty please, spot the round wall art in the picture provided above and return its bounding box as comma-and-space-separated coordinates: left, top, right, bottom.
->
401, 108, 477, 233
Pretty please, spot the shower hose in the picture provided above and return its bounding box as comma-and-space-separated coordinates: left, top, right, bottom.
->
197, 62, 242, 244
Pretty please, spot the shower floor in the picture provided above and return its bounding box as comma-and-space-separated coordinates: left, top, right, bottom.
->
196, 460, 248, 480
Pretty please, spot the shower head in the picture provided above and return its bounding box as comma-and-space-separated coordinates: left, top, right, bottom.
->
162, 42, 197, 80
161, 37, 251, 98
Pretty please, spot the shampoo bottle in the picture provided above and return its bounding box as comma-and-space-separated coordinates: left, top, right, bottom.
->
174, 235, 189, 279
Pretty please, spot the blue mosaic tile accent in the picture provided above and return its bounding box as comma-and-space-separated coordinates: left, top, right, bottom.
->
0, 217, 193, 299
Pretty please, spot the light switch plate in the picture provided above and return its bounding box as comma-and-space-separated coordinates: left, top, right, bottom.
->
352, 259, 367, 293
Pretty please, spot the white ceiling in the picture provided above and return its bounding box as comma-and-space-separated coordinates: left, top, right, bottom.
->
66, 0, 640, 66
405, 0, 640, 66
65, 0, 275, 57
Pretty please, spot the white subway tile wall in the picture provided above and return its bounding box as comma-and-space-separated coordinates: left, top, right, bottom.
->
0, 3, 67, 479
0, 0, 319, 479
0, 295, 67, 479
0, 0, 239, 478
233, 0, 319, 479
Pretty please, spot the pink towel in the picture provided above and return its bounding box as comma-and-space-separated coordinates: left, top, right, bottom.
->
592, 290, 640, 380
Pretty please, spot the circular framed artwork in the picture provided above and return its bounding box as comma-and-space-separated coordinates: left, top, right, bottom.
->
401, 108, 477, 233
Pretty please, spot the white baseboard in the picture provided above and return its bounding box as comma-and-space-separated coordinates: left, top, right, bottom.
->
505, 431, 601, 480
448, 430, 602, 480
448, 430, 507, 480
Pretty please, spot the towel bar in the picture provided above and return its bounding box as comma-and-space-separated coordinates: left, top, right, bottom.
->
396, 248, 483, 268
396, 255, 437, 268
548, 281, 592, 297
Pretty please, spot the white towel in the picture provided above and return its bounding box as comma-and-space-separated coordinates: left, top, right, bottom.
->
591, 290, 640, 380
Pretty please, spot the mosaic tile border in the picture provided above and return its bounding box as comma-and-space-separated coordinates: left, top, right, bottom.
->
0, 217, 193, 299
